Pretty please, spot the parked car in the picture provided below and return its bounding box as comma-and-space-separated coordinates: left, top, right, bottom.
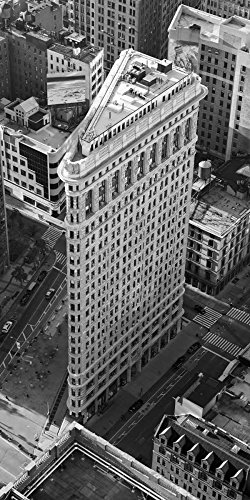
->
128, 399, 144, 413
20, 293, 31, 306
45, 288, 55, 300
37, 270, 47, 282
194, 304, 206, 314
1, 320, 14, 334
173, 356, 186, 369
187, 341, 201, 354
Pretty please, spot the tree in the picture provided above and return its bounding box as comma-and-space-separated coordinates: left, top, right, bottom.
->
11, 266, 27, 286
36, 238, 49, 256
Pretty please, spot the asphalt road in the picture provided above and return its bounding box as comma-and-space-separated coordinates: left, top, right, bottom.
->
0, 268, 66, 362
108, 348, 230, 466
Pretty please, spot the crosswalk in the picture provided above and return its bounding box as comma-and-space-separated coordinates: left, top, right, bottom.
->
227, 307, 250, 326
203, 331, 242, 357
42, 226, 63, 249
55, 250, 67, 266
193, 307, 222, 329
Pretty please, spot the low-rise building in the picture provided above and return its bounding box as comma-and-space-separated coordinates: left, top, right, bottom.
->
0, 420, 199, 500
175, 374, 224, 418
153, 413, 250, 500
0, 96, 84, 217
186, 158, 250, 295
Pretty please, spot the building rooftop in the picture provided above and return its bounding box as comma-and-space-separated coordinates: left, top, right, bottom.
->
74, 49, 200, 160
169, 4, 250, 45
0, 421, 198, 500
190, 185, 250, 236
0, 110, 70, 151
182, 375, 223, 408
49, 42, 101, 64
190, 156, 250, 236
208, 365, 250, 445
27, 0, 60, 13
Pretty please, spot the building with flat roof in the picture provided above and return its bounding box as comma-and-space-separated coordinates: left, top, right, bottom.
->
168, 5, 250, 161
153, 413, 250, 500
68, 0, 201, 73
201, 0, 250, 20
58, 48, 207, 420
186, 157, 250, 295
0, 421, 200, 500
175, 374, 224, 418
0, 95, 86, 216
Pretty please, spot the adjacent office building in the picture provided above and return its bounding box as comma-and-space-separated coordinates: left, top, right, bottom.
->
0, 35, 11, 100
152, 413, 250, 500
0, 95, 88, 216
0, 157, 9, 275
2, 26, 52, 101
168, 5, 250, 160
186, 157, 250, 295
58, 48, 207, 419
68, 0, 201, 72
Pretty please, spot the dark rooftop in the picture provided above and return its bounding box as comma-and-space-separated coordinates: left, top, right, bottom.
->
31, 449, 144, 500
217, 155, 250, 193
186, 376, 223, 407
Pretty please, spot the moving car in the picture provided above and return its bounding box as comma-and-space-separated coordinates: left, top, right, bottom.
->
45, 288, 55, 300
1, 320, 14, 334
194, 304, 206, 314
128, 399, 144, 413
37, 270, 47, 282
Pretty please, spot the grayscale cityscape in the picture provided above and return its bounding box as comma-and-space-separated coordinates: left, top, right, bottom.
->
0, 0, 250, 499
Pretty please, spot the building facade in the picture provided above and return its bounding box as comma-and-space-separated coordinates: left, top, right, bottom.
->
152, 414, 250, 500
186, 158, 250, 295
47, 42, 104, 104
168, 5, 250, 161
0, 157, 9, 275
26, 0, 63, 35
68, 0, 201, 72
58, 49, 207, 420
1, 27, 52, 102
0, 96, 86, 217
0, 35, 11, 100
201, 0, 250, 19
